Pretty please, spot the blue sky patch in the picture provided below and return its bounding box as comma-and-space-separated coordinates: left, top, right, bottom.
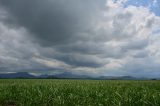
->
121, 0, 160, 16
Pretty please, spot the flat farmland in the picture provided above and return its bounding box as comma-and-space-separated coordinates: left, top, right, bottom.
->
0, 79, 160, 106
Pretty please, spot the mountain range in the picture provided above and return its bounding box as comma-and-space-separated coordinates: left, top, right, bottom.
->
0, 72, 155, 80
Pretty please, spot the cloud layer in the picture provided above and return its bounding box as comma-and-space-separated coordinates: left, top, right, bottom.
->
0, 0, 160, 78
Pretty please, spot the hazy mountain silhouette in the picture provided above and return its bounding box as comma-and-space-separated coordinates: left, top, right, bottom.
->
0, 72, 150, 80
0, 72, 35, 78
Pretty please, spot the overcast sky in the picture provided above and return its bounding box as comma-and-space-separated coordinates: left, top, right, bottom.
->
0, 0, 160, 78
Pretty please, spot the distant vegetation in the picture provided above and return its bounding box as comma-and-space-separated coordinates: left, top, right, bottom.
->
0, 79, 160, 106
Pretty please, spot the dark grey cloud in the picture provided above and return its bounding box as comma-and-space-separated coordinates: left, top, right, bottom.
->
121, 39, 149, 52
0, 0, 109, 69
0, 0, 106, 46
54, 53, 106, 68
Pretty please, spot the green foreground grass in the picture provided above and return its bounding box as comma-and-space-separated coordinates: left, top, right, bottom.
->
0, 79, 160, 106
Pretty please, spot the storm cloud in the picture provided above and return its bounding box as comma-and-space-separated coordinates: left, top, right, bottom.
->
0, 0, 106, 45
0, 0, 160, 77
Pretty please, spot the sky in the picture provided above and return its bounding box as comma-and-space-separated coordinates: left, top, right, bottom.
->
0, 0, 160, 78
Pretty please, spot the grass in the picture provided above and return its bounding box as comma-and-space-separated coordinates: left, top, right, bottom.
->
0, 79, 160, 106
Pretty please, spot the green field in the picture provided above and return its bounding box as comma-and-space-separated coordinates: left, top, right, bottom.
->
0, 79, 160, 106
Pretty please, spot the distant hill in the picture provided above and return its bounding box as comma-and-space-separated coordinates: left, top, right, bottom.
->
0, 72, 91, 79
0, 72, 35, 78
48, 72, 92, 79
98, 76, 136, 80
0, 72, 153, 80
